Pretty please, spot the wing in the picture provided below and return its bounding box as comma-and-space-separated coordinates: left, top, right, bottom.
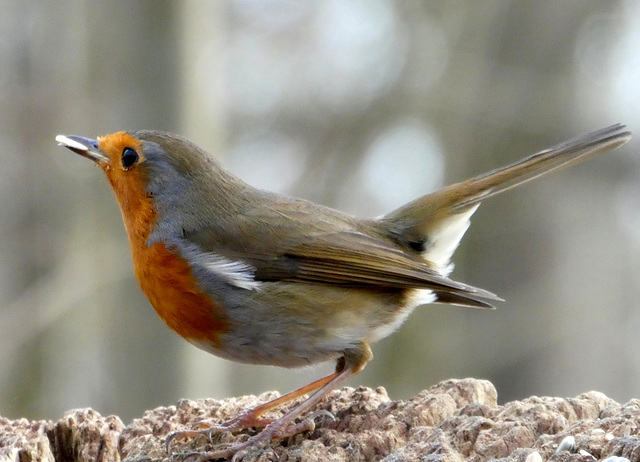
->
269, 231, 501, 307
190, 225, 501, 307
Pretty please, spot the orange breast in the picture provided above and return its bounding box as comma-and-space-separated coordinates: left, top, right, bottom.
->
132, 241, 229, 348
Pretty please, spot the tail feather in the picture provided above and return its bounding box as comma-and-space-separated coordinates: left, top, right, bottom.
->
381, 124, 631, 272
447, 123, 631, 212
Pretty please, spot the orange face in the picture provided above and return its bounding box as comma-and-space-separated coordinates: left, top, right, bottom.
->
57, 131, 230, 349
95, 133, 152, 227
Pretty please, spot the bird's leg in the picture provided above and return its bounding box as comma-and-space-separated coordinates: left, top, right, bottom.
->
168, 343, 372, 461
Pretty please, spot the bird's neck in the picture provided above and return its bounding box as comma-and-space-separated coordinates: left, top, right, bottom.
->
107, 173, 158, 246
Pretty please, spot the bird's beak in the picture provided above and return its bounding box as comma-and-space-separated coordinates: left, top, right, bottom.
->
55, 135, 109, 164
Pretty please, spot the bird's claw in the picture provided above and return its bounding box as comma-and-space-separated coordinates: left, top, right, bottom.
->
308, 409, 337, 424
282, 409, 335, 440
165, 429, 209, 453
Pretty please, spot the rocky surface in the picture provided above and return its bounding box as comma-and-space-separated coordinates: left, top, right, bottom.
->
2, 378, 640, 461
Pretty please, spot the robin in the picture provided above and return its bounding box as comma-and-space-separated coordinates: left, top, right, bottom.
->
56, 124, 630, 460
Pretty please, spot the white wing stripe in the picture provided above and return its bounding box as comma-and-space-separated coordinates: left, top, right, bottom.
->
202, 253, 261, 290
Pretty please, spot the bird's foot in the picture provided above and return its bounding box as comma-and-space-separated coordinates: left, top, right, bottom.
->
168, 410, 334, 461
165, 408, 275, 452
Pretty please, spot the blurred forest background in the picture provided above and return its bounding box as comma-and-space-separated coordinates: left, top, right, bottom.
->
1, 1, 639, 425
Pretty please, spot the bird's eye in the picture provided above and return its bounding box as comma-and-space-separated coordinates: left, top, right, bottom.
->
121, 147, 139, 170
